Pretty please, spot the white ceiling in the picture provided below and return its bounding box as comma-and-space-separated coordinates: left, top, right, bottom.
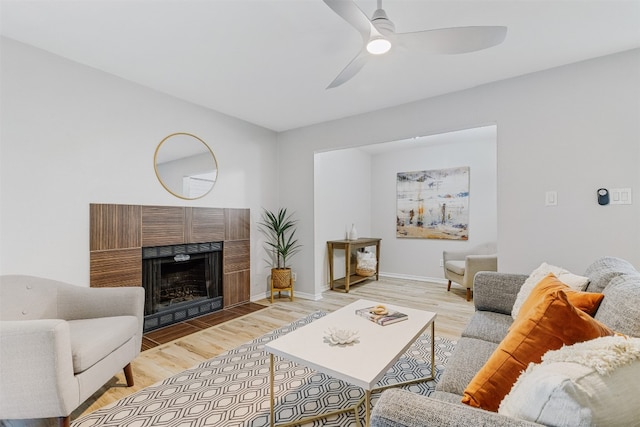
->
1, 0, 639, 132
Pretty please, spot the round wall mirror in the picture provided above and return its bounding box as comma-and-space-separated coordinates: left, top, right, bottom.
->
154, 133, 218, 199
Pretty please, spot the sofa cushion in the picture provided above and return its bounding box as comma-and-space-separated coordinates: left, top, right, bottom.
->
584, 256, 638, 293
473, 272, 528, 315
594, 274, 640, 336
462, 289, 613, 412
462, 311, 512, 344
445, 260, 465, 276
0, 276, 60, 321
372, 388, 543, 427
436, 337, 497, 396
68, 315, 138, 373
514, 274, 604, 323
499, 335, 640, 426
512, 263, 590, 319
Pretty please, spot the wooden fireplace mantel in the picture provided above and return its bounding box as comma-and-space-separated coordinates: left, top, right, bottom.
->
89, 204, 250, 307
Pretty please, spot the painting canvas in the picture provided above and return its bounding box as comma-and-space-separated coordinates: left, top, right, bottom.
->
397, 166, 469, 240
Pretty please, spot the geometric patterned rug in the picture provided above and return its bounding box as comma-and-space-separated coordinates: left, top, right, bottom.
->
72, 311, 456, 427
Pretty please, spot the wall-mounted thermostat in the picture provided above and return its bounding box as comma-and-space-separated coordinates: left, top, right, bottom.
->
597, 188, 609, 205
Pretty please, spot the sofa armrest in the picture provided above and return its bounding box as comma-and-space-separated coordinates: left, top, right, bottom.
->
463, 254, 498, 287
473, 272, 528, 315
0, 319, 79, 418
370, 389, 542, 427
57, 286, 145, 351
58, 286, 144, 321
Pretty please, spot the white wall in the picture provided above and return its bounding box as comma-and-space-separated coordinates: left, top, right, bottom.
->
370, 132, 497, 281
314, 148, 372, 296
0, 38, 279, 299
279, 49, 640, 298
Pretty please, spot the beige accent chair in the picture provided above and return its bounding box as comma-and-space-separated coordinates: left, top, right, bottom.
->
443, 243, 497, 301
0, 275, 144, 427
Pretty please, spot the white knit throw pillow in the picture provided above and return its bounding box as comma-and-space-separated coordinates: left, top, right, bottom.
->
511, 262, 590, 319
499, 335, 640, 426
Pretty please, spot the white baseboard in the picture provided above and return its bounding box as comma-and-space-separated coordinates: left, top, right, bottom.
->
379, 272, 448, 285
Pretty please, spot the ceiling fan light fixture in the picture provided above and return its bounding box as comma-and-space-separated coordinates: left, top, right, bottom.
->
366, 37, 391, 55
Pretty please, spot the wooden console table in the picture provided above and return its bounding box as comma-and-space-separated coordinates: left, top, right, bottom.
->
327, 238, 381, 293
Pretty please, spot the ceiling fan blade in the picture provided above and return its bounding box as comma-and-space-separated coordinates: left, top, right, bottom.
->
327, 51, 370, 89
398, 26, 507, 54
323, 0, 380, 42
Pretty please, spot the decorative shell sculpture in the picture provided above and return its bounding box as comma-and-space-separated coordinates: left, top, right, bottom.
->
324, 327, 360, 345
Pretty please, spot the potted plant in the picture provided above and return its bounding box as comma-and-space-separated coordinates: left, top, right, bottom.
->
259, 208, 302, 289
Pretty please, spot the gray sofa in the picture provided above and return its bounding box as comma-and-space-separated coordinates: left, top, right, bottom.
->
371, 256, 640, 427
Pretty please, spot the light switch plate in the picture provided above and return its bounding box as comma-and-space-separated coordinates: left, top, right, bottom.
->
610, 188, 632, 205
545, 191, 558, 206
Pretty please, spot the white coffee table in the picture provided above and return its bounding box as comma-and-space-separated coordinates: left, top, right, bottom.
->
265, 299, 437, 426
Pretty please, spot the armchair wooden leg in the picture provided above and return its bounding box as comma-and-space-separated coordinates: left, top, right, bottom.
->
466, 288, 472, 301
124, 363, 134, 387
59, 416, 70, 427
447, 280, 451, 291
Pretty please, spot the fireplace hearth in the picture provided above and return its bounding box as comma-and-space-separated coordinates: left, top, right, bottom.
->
142, 242, 223, 332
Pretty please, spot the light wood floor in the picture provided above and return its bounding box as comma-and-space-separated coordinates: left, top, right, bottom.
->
73, 276, 474, 420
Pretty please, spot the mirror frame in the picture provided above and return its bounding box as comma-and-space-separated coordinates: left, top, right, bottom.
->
153, 132, 218, 200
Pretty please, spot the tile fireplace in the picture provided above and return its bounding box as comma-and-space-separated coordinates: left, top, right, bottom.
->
89, 204, 251, 327
142, 242, 223, 332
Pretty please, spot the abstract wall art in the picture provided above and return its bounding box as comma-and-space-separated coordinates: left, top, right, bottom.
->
397, 166, 470, 240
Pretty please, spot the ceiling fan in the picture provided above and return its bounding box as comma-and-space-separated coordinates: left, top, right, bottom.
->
323, 0, 507, 89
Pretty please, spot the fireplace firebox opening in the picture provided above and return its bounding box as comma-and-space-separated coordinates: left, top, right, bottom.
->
142, 242, 223, 332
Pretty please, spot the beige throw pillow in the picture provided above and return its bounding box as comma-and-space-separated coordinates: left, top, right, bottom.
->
498, 335, 640, 426
511, 262, 590, 319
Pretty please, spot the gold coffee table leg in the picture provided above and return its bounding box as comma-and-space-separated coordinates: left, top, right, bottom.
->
430, 322, 435, 379
372, 322, 437, 391
270, 354, 275, 427
365, 389, 371, 426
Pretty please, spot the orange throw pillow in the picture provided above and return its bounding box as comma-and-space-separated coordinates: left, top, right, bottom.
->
516, 273, 604, 321
462, 289, 613, 412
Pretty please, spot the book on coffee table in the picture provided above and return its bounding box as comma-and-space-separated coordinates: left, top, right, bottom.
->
355, 306, 408, 326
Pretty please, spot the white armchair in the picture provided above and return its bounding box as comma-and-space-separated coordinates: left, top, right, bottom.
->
443, 243, 497, 301
0, 275, 144, 427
